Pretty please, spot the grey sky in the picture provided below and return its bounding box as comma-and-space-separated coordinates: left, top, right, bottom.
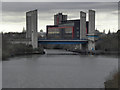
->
1, 0, 120, 2
1, 2, 119, 33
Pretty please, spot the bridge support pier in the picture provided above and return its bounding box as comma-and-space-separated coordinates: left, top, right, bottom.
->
87, 36, 96, 51
80, 11, 87, 50
26, 10, 38, 49
87, 10, 96, 51
79, 44, 87, 50
32, 30, 38, 49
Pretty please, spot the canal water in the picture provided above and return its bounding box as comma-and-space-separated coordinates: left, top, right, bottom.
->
2, 49, 118, 88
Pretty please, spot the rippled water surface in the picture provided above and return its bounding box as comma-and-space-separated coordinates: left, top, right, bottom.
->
2, 49, 118, 88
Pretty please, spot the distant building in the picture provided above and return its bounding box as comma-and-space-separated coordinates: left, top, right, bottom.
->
54, 13, 67, 25
3, 32, 26, 40
46, 13, 89, 40
38, 31, 46, 39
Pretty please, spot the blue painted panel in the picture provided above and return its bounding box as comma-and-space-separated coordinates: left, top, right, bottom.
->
38, 39, 81, 40
87, 36, 99, 38
38, 41, 87, 44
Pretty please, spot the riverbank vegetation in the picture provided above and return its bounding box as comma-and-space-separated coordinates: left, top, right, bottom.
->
43, 30, 120, 55
43, 30, 120, 89
104, 71, 119, 89
2, 30, 120, 88
96, 30, 119, 52
103, 30, 119, 89
2, 34, 45, 60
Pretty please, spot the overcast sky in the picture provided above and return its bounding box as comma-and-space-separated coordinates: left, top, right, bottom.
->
1, 0, 120, 2
0, 2, 119, 33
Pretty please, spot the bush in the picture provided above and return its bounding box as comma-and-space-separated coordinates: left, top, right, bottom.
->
104, 72, 119, 89
96, 32, 119, 51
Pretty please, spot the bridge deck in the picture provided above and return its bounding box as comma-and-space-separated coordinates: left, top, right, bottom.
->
38, 39, 88, 44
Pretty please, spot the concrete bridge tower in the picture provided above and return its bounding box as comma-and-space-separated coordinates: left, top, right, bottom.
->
87, 10, 96, 51
80, 11, 87, 50
26, 10, 38, 49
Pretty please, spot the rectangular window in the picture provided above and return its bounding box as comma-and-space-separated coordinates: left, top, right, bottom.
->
47, 26, 74, 39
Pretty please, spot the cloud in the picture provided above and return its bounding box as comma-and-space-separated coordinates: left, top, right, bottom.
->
2, 2, 118, 13
2, 0, 120, 2
1, 2, 118, 32
2, 15, 25, 23
2, 2, 118, 23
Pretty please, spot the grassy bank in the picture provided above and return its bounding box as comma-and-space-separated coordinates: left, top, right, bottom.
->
104, 72, 119, 89
43, 30, 120, 55
2, 36, 45, 60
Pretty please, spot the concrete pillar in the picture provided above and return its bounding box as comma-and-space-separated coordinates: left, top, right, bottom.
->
80, 11, 87, 50
26, 12, 32, 39
31, 10, 38, 49
80, 11, 86, 40
54, 15, 57, 25
87, 10, 96, 51
89, 10, 95, 34
26, 10, 38, 49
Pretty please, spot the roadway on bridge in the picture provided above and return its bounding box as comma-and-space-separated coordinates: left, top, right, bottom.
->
38, 39, 88, 44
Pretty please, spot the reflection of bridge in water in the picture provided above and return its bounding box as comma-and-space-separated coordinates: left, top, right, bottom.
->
45, 49, 79, 55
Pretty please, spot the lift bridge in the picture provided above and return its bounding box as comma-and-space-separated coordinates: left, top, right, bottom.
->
26, 9, 97, 51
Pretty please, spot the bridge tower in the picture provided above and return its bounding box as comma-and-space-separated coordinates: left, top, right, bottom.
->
87, 10, 96, 51
26, 10, 38, 49
80, 11, 87, 50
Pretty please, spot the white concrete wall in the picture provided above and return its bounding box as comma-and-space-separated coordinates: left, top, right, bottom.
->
80, 11, 86, 40
88, 37, 95, 51
26, 10, 38, 49
26, 13, 31, 39
31, 10, 38, 49
80, 11, 87, 50
89, 10, 95, 34
88, 10, 96, 51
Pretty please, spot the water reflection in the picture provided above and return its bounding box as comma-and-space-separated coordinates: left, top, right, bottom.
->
2, 49, 118, 88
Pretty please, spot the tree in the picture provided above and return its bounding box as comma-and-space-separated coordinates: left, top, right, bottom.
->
103, 30, 105, 34
40, 29, 43, 32
108, 29, 111, 34
22, 27, 26, 33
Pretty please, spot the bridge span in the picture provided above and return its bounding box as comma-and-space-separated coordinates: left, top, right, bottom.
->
9, 39, 88, 45
38, 39, 88, 44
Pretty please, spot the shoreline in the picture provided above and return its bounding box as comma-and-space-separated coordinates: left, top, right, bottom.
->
2, 49, 119, 61
2, 50, 45, 61
67, 49, 119, 56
